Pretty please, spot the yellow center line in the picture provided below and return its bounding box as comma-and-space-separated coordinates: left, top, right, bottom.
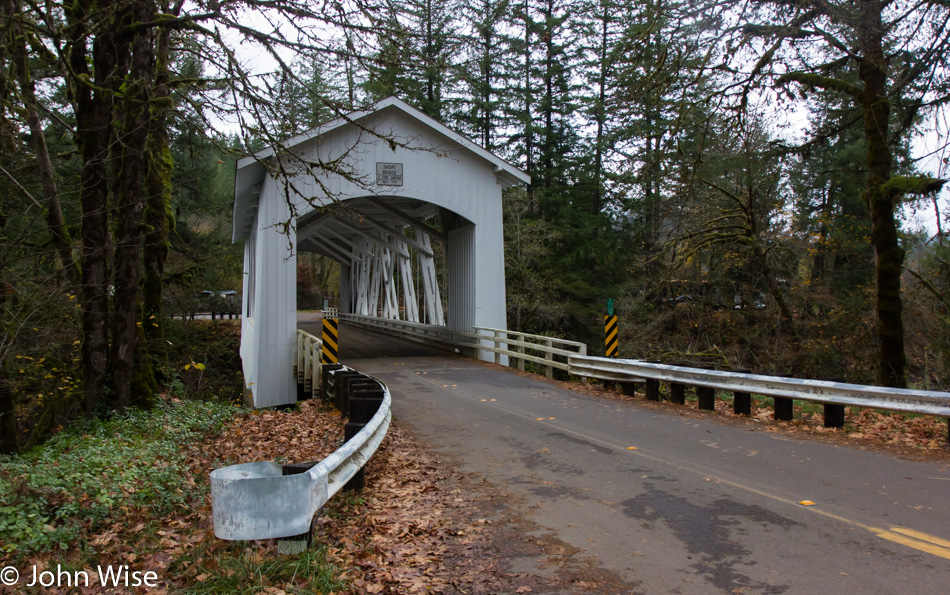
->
887, 527, 950, 549
406, 370, 950, 561
871, 528, 950, 560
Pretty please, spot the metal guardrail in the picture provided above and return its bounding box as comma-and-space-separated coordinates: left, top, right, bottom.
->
338, 314, 586, 379
210, 332, 392, 541
570, 355, 950, 418
332, 315, 950, 429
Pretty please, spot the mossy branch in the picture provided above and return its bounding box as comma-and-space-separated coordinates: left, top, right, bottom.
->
905, 267, 950, 309
777, 72, 861, 98
880, 176, 946, 202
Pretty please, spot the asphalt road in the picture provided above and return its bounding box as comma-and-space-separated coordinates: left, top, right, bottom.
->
307, 318, 950, 593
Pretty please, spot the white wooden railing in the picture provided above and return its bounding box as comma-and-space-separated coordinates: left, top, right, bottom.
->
338, 313, 586, 379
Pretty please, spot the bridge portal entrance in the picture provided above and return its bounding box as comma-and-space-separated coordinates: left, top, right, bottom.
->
232, 97, 529, 407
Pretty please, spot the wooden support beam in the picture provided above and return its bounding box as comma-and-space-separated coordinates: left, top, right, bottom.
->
366, 196, 447, 242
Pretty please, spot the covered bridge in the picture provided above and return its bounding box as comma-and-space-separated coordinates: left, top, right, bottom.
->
232, 97, 529, 408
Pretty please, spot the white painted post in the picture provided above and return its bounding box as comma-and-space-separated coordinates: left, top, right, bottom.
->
517, 333, 525, 371
296, 332, 304, 384
578, 343, 588, 383
303, 336, 312, 394
545, 338, 554, 379
311, 338, 321, 399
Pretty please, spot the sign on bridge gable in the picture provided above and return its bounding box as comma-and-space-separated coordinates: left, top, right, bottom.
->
376, 162, 403, 186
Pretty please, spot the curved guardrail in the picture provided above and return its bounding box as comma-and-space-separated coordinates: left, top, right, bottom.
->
210, 347, 392, 540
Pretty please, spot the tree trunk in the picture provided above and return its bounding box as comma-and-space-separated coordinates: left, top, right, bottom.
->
69, 0, 115, 416
0, 375, 17, 454
858, 2, 906, 388
7, 8, 79, 285
143, 21, 174, 358
540, 0, 554, 194
593, 1, 608, 218
522, 0, 534, 210
110, 0, 154, 410
480, 0, 493, 150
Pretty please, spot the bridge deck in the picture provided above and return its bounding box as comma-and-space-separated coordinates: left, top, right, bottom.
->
297, 312, 446, 359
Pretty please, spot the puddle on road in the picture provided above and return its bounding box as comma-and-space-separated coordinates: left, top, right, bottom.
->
545, 431, 617, 455
621, 484, 801, 594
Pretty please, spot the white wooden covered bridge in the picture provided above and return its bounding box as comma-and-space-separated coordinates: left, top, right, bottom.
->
232, 97, 529, 408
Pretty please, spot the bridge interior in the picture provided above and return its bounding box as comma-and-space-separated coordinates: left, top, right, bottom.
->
296, 198, 451, 327
298, 313, 446, 359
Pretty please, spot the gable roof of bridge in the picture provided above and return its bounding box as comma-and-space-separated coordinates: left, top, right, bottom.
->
232, 96, 529, 244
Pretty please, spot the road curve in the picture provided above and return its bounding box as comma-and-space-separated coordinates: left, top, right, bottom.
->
317, 319, 950, 593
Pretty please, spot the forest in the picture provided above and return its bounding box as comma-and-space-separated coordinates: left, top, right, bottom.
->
2, 0, 950, 451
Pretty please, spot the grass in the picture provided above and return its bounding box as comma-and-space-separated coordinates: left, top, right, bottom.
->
173, 543, 346, 594
0, 398, 237, 559
0, 396, 349, 593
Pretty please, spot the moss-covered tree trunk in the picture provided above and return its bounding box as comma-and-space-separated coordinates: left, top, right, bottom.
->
110, 0, 155, 410
857, 2, 905, 388
67, 0, 115, 416
143, 19, 175, 360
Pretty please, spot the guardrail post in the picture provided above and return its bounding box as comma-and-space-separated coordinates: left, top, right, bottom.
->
278, 462, 317, 555
544, 338, 554, 379
733, 391, 752, 415
733, 370, 751, 415
774, 397, 793, 420
621, 382, 637, 397
696, 366, 716, 410
669, 383, 686, 404
350, 391, 384, 424
697, 386, 716, 410
822, 378, 846, 427
824, 404, 845, 428
347, 380, 378, 417
343, 422, 367, 492
517, 337, 525, 371
337, 373, 368, 416
641, 361, 661, 400
321, 364, 345, 405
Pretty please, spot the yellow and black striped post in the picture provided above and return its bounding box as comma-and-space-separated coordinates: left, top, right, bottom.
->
605, 315, 619, 358
321, 317, 339, 364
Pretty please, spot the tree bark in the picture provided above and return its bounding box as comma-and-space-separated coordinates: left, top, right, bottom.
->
110, 0, 154, 410
522, 0, 534, 209
0, 378, 17, 454
858, 1, 906, 388
68, 0, 115, 416
143, 18, 175, 357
